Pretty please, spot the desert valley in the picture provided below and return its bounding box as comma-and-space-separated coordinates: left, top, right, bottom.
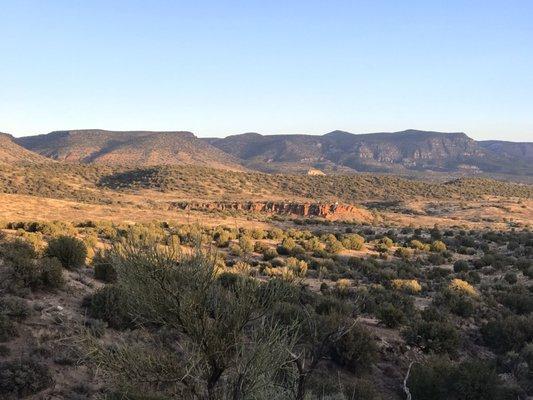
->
0, 128, 531, 399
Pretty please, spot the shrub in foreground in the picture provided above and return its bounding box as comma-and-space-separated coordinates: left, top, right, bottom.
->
0, 359, 53, 399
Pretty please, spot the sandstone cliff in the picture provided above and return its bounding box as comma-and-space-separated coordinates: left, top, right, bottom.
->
170, 201, 372, 221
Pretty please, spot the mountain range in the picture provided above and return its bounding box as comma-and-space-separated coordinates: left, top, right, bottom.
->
3, 128, 532, 177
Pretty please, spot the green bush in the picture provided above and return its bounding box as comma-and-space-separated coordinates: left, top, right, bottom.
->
341, 234, 365, 250
46, 236, 87, 269
88, 285, 133, 330
376, 302, 405, 328
481, 315, 533, 353
402, 311, 460, 354
1, 240, 40, 289
93, 251, 117, 283
453, 260, 470, 273
434, 288, 476, 318
330, 323, 377, 373
0, 359, 53, 398
40, 257, 65, 290
262, 247, 278, 261
407, 357, 514, 400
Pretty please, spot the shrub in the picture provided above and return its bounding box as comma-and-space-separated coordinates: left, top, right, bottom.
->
407, 357, 509, 400
380, 237, 394, 248
40, 257, 65, 290
1, 240, 40, 289
278, 237, 296, 255
0, 297, 30, 320
231, 261, 252, 276
253, 241, 269, 253
88, 285, 133, 330
341, 234, 365, 250
46, 236, 87, 269
0, 359, 53, 398
214, 231, 231, 247
93, 251, 117, 283
410, 239, 429, 251
228, 243, 243, 256
238, 236, 254, 254
431, 240, 447, 252
504, 272, 518, 284
395, 247, 413, 259
330, 323, 377, 373
453, 259, 470, 273
499, 290, 533, 315
262, 247, 278, 261
323, 234, 344, 254
481, 315, 533, 353
403, 312, 460, 354
391, 279, 422, 294
285, 257, 308, 277
448, 278, 478, 297
434, 288, 475, 318
376, 302, 405, 328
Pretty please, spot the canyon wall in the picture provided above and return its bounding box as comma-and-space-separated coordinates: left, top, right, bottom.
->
170, 201, 372, 221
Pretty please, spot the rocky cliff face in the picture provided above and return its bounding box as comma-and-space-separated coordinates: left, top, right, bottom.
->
208, 129, 521, 174
171, 201, 372, 221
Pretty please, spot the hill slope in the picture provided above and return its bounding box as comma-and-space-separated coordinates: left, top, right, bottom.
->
14, 129, 533, 176
479, 140, 533, 161
208, 129, 531, 175
16, 130, 244, 170
0, 132, 49, 164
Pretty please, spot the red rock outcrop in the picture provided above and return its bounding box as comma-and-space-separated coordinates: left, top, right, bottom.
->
170, 201, 372, 221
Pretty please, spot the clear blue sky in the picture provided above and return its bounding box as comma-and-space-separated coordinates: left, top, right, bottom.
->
1, 0, 532, 141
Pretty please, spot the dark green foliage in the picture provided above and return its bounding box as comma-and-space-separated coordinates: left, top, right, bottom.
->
1, 239, 40, 289
46, 235, 87, 269
0, 240, 64, 291
0, 359, 53, 399
40, 257, 65, 289
403, 310, 460, 354
93, 251, 117, 283
88, 285, 133, 330
481, 315, 533, 353
376, 302, 405, 328
407, 357, 515, 400
453, 259, 470, 273
434, 288, 476, 318
330, 324, 377, 373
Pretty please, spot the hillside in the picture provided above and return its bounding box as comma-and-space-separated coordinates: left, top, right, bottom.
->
12, 128, 533, 177
208, 129, 532, 175
16, 130, 244, 170
479, 140, 533, 161
0, 132, 49, 164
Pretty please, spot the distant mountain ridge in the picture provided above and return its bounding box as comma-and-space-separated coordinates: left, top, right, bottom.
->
10, 128, 533, 177
16, 130, 244, 170
207, 129, 531, 175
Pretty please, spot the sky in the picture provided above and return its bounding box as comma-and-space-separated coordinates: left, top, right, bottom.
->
1, 1, 532, 141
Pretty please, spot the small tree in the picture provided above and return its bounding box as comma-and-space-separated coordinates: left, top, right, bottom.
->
87, 239, 299, 399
